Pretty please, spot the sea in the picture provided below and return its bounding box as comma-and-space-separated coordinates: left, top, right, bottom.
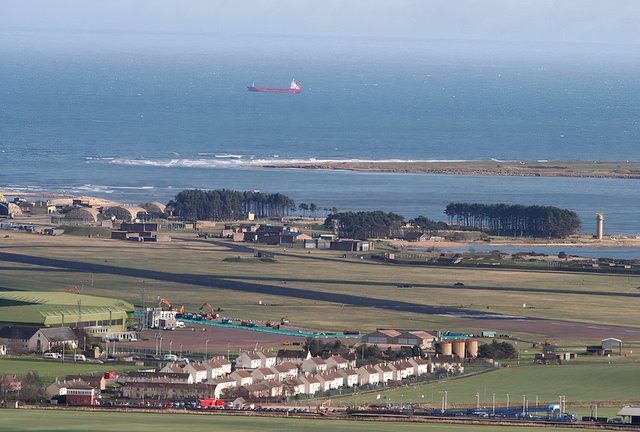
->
1, 30, 640, 236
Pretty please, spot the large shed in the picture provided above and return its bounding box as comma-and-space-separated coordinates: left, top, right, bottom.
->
140, 202, 166, 215
103, 205, 147, 222
64, 207, 100, 222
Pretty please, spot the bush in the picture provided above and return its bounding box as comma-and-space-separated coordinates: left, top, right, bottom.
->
478, 341, 517, 359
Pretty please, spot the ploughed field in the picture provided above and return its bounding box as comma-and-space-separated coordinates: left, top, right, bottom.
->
0, 232, 639, 340
0, 409, 609, 432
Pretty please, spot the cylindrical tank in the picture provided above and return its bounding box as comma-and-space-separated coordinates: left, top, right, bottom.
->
452, 341, 466, 358
467, 339, 479, 358
596, 213, 604, 240
437, 341, 453, 356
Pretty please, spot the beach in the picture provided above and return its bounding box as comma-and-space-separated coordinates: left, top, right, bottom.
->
258, 160, 640, 180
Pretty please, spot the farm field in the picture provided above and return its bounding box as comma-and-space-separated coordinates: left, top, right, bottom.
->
329, 361, 640, 407
0, 231, 639, 342
0, 358, 143, 385
0, 409, 612, 432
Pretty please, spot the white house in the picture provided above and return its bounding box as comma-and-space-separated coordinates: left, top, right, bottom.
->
257, 351, 277, 368
301, 356, 328, 374
316, 371, 343, 391
251, 367, 277, 382
374, 364, 395, 383
229, 370, 253, 387
299, 375, 322, 395
357, 365, 380, 386
269, 362, 298, 381
325, 354, 350, 370
391, 360, 414, 379
208, 377, 237, 398
236, 352, 262, 369
336, 368, 359, 387
178, 363, 207, 383
203, 358, 226, 380
408, 357, 429, 376
28, 327, 78, 354
284, 377, 306, 396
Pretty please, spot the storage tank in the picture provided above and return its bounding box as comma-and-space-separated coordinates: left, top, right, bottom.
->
452, 341, 466, 358
437, 341, 453, 356
467, 339, 479, 358
596, 213, 604, 240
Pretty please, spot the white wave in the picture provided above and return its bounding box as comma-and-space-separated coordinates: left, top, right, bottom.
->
214, 154, 243, 159
85, 156, 115, 161
108, 157, 472, 169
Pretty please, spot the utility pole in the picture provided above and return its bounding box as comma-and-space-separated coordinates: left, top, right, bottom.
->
476, 393, 480, 409
206, 340, 210, 359
507, 393, 510, 409
492, 393, 496, 415
522, 395, 526, 416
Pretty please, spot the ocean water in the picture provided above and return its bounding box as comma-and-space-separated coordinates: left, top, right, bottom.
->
1, 31, 640, 234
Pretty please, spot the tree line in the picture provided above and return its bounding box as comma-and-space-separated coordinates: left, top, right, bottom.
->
324, 211, 405, 239
444, 203, 581, 238
168, 189, 296, 220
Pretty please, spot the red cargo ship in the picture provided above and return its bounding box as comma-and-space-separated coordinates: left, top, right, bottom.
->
248, 79, 301, 93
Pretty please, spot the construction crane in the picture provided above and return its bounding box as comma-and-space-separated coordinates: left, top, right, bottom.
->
199, 302, 218, 320
158, 298, 184, 314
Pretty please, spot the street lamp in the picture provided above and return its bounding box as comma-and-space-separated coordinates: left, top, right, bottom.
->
476, 393, 480, 409
169, 340, 173, 355
492, 393, 496, 415
205, 339, 210, 359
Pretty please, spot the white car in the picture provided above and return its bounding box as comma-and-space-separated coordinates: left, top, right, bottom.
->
175, 321, 186, 329
73, 354, 87, 362
43, 352, 61, 359
163, 354, 178, 361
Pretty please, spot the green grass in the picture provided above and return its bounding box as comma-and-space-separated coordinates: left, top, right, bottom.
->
1, 232, 639, 339
0, 409, 605, 432
0, 357, 143, 385
330, 362, 640, 407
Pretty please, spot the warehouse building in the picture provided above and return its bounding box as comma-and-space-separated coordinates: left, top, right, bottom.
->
0, 292, 134, 333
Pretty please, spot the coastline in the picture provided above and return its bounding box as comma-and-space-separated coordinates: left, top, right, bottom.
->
257, 160, 640, 179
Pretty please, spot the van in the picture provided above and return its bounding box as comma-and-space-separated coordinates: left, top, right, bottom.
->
163, 354, 178, 361
43, 352, 61, 359
175, 321, 186, 329
73, 354, 87, 362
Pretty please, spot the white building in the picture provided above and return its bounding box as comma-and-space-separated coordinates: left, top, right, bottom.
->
325, 354, 351, 370
28, 327, 78, 354
299, 375, 322, 395
301, 356, 328, 374
337, 368, 359, 387
236, 352, 262, 369
374, 364, 395, 383
229, 370, 253, 387
357, 365, 380, 386
408, 357, 429, 376
251, 367, 277, 382
257, 351, 277, 368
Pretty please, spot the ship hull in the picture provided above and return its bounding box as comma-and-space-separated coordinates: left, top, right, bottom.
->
247, 86, 301, 94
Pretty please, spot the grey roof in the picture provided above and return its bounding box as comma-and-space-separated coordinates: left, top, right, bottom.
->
0, 325, 38, 340
39, 327, 78, 342
618, 406, 640, 416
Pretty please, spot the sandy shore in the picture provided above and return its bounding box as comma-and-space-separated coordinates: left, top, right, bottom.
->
389, 236, 640, 249
258, 160, 640, 179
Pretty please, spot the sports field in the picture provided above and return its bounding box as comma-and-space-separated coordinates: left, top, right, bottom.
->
0, 358, 143, 385
329, 361, 640, 406
0, 409, 609, 432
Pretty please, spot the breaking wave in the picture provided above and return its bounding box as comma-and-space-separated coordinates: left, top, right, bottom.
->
106, 157, 472, 169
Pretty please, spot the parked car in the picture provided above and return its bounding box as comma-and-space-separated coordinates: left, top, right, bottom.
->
175, 321, 186, 329
163, 354, 178, 361
73, 354, 87, 362
43, 352, 61, 359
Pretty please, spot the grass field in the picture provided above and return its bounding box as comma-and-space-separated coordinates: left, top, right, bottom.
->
0, 358, 143, 385
1, 231, 639, 338
329, 361, 640, 407
0, 409, 610, 432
